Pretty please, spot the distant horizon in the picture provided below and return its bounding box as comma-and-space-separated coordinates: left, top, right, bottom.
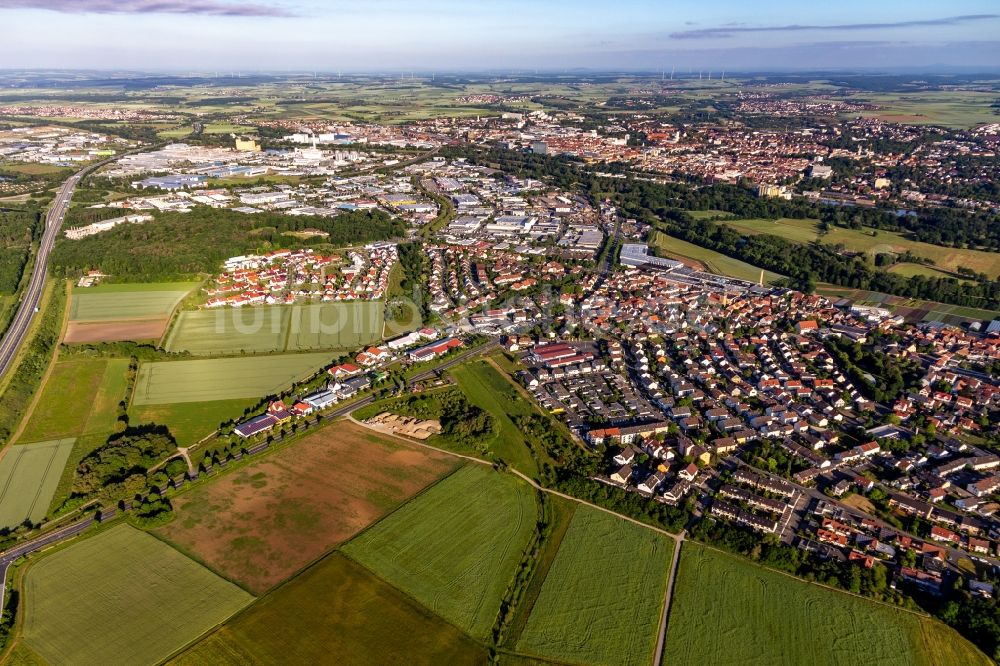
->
0, 0, 997, 72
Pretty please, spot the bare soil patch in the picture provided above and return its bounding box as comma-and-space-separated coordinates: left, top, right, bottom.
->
64, 318, 168, 343
155, 420, 460, 594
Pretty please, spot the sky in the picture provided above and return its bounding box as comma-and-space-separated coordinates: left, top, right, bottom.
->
0, 0, 997, 72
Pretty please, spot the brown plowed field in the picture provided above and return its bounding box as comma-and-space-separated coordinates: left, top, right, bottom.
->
155, 420, 460, 594
63, 318, 168, 343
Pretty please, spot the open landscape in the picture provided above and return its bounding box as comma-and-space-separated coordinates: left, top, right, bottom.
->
16, 358, 128, 443
64, 282, 197, 343
661, 543, 992, 666
0, 439, 74, 527
21, 525, 253, 666
342, 464, 538, 640
131, 353, 332, 404
170, 553, 489, 666
156, 420, 460, 594
163, 302, 384, 355
515, 505, 673, 666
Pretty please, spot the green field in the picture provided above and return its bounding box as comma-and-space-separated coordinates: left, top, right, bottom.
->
343, 464, 537, 640
132, 353, 331, 405
450, 360, 540, 479
18, 358, 129, 443
0, 439, 74, 527
661, 543, 992, 666
515, 506, 672, 665
22, 525, 253, 666
170, 552, 488, 666
69, 282, 198, 321
718, 217, 1000, 278
129, 398, 258, 444
163, 302, 384, 355
650, 231, 784, 284
887, 262, 972, 282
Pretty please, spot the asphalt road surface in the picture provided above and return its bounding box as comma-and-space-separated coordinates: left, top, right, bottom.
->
0, 153, 127, 380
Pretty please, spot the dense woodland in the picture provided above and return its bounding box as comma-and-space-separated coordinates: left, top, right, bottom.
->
454, 147, 1000, 309
51, 206, 405, 281
0, 209, 41, 294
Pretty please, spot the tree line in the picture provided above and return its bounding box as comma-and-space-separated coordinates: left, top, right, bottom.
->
51, 206, 406, 281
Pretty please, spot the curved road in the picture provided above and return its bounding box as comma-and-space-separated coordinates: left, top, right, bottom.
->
0, 154, 127, 380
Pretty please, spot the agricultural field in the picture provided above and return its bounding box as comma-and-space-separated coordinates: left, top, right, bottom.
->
0, 439, 74, 527
65, 282, 198, 343
816, 286, 1000, 326
851, 90, 1000, 128
650, 231, 784, 284
68, 282, 198, 321
661, 543, 992, 666
156, 420, 459, 594
163, 302, 384, 355
515, 506, 672, 666
887, 262, 973, 282
17, 358, 129, 443
170, 553, 488, 666
132, 352, 331, 405
21, 525, 253, 666
718, 217, 1000, 278
450, 359, 541, 479
128, 398, 258, 445
343, 464, 538, 640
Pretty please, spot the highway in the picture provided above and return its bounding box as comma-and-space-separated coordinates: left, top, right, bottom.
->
0, 154, 122, 380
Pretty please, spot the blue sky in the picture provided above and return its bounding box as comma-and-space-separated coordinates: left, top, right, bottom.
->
0, 0, 997, 71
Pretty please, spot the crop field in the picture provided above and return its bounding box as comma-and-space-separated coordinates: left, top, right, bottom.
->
343, 464, 538, 640
0, 439, 74, 527
718, 217, 1000, 278
651, 231, 784, 284
661, 543, 992, 666
68, 282, 198, 321
132, 352, 331, 405
22, 525, 253, 666
170, 553, 488, 666
63, 319, 168, 343
163, 302, 384, 355
851, 91, 1000, 128
515, 506, 672, 666
816, 286, 1000, 326
156, 420, 459, 594
450, 360, 540, 479
887, 262, 973, 282
18, 358, 129, 442
128, 398, 258, 445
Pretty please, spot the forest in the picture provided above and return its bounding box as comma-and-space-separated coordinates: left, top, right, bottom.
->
51, 206, 405, 281
0, 209, 41, 294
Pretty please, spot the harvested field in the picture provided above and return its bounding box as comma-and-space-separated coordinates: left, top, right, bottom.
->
22, 525, 253, 666
170, 553, 488, 666
515, 505, 672, 665
69, 282, 197, 322
18, 358, 129, 442
343, 464, 538, 640
0, 439, 74, 528
155, 420, 459, 594
132, 353, 331, 405
63, 319, 167, 343
661, 542, 992, 666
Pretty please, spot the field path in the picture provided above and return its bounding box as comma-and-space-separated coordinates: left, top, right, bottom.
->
653, 532, 685, 666
348, 415, 682, 540
7, 281, 71, 448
